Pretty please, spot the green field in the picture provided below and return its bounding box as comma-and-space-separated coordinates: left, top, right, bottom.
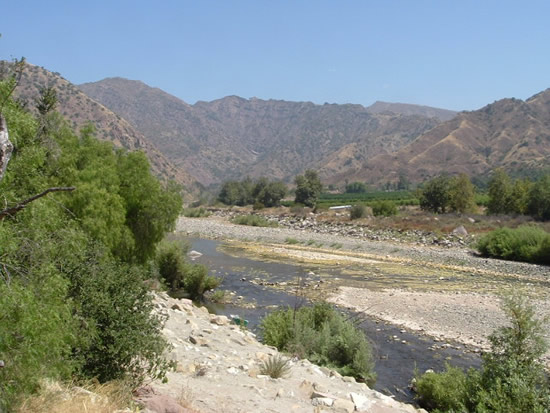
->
316, 190, 418, 208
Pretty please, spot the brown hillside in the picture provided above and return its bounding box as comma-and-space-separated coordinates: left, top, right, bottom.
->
7, 63, 198, 193
357, 90, 550, 184
79, 79, 441, 185
366, 101, 457, 121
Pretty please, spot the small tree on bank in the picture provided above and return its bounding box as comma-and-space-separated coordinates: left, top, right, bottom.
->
294, 169, 322, 208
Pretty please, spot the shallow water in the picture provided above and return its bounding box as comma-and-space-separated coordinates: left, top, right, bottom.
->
185, 237, 481, 402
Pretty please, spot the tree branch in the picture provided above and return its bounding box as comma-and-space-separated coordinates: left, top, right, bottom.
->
0, 187, 75, 220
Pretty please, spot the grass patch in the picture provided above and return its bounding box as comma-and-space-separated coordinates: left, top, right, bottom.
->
231, 215, 278, 227
285, 237, 301, 244
330, 242, 343, 249
259, 354, 292, 379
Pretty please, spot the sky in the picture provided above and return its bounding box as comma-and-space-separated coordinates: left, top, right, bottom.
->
1, 0, 549, 111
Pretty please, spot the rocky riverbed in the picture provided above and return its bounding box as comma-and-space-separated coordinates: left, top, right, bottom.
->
176, 215, 550, 366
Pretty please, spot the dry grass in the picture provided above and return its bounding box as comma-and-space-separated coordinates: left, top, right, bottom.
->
17, 379, 135, 413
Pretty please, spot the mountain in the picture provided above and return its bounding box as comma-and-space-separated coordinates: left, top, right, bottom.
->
79, 78, 441, 185
366, 101, 457, 121
355, 89, 550, 184
7, 63, 199, 192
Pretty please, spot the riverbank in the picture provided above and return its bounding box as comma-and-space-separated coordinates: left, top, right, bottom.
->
176, 215, 550, 366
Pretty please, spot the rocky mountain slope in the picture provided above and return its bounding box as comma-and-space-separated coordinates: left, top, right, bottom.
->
353, 89, 550, 184
79, 78, 442, 186
5, 62, 199, 192
366, 101, 457, 121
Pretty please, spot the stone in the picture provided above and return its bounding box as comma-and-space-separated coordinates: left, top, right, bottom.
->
452, 225, 468, 236
311, 397, 334, 407
210, 315, 229, 325
333, 398, 355, 413
188, 335, 208, 346
299, 380, 314, 397
342, 375, 356, 383
349, 392, 373, 410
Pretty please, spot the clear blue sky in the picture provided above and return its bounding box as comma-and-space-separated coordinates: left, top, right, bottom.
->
2, 0, 549, 111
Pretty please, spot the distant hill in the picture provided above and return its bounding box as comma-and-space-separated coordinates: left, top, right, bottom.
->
366, 101, 457, 121
353, 89, 550, 184
79, 78, 441, 186
7, 63, 199, 193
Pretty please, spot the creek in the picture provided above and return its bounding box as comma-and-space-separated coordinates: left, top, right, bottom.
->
184, 237, 481, 402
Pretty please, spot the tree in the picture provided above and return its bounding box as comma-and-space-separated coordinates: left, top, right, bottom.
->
345, 181, 368, 194
294, 169, 322, 208
449, 173, 477, 213
419, 175, 451, 213
487, 168, 513, 214
255, 180, 287, 207
527, 174, 550, 221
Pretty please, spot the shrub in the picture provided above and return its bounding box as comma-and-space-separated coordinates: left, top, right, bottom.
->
350, 204, 367, 220
285, 237, 300, 244
476, 225, 550, 264
182, 207, 210, 218
156, 241, 188, 290
415, 294, 550, 412
231, 214, 278, 227
259, 355, 292, 379
371, 200, 397, 217
183, 263, 220, 300
261, 303, 375, 384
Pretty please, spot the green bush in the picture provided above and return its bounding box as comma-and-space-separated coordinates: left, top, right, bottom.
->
156, 241, 188, 290
183, 263, 220, 300
261, 303, 375, 384
231, 214, 278, 227
350, 204, 367, 220
476, 225, 550, 264
415, 294, 550, 412
371, 200, 397, 217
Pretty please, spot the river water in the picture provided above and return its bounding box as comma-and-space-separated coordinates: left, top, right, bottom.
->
184, 237, 481, 402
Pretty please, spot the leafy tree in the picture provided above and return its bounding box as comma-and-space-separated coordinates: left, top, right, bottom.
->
345, 181, 368, 193
419, 175, 451, 213
449, 173, 477, 213
397, 173, 410, 191
294, 169, 322, 208
255, 180, 287, 207
527, 174, 550, 221
487, 168, 513, 214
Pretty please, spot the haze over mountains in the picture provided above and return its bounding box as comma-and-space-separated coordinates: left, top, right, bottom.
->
8, 61, 550, 190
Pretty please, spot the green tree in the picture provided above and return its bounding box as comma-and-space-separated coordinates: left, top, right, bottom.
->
449, 173, 477, 213
254, 179, 287, 207
345, 181, 368, 194
294, 169, 322, 208
527, 174, 550, 221
487, 168, 513, 214
419, 175, 451, 213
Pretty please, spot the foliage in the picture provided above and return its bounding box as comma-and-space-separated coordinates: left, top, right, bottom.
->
448, 173, 477, 213
527, 174, 550, 221
259, 355, 292, 379
371, 200, 397, 217
414, 364, 471, 412
0, 78, 181, 409
415, 294, 550, 412
350, 204, 368, 220
261, 303, 375, 384
487, 168, 513, 214
285, 237, 300, 244
294, 169, 323, 208
156, 241, 188, 290
317, 190, 417, 209
476, 225, 550, 264
182, 207, 211, 218
419, 175, 452, 213
231, 214, 278, 227
345, 181, 368, 193
218, 177, 287, 207
182, 263, 220, 300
